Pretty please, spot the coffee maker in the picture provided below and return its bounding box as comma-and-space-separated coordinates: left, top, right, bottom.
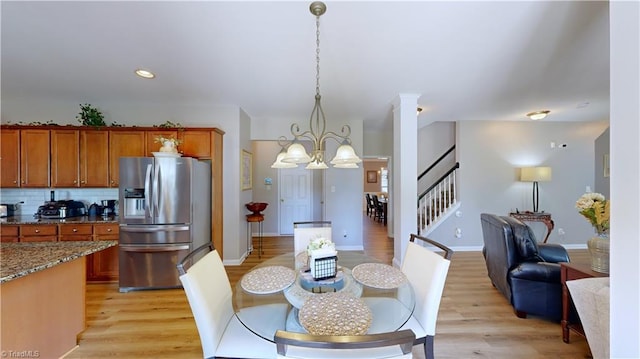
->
101, 200, 118, 217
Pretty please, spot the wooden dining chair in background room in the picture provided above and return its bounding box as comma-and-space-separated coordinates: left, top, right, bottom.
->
372, 194, 385, 223
399, 234, 453, 359
177, 243, 279, 359
274, 329, 415, 359
365, 193, 376, 218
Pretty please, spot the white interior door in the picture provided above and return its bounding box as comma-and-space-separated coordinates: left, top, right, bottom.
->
279, 166, 312, 235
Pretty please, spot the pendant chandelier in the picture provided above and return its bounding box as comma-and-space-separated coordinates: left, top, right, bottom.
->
271, 1, 361, 170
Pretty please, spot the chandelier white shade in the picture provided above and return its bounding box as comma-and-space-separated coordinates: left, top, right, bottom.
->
274, 1, 361, 170
271, 149, 298, 169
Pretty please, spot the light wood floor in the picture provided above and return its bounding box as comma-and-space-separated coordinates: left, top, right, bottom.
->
66, 216, 592, 358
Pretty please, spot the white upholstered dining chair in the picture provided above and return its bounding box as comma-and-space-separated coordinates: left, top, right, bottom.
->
274, 329, 415, 359
399, 234, 453, 359
566, 277, 610, 359
177, 243, 279, 359
293, 222, 332, 268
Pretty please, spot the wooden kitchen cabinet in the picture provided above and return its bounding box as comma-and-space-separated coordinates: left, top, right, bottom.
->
58, 223, 93, 241
20, 224, 57, 242
88, 223, 119, 281
108, 130, 146, 188
0, 129, 20, 187
180, 130, 212, 158
80, 130, 110, 187
20, 129, 50, 187
0, 225, 20, 243
146, 130, 178, 157
50, 129, 80, 187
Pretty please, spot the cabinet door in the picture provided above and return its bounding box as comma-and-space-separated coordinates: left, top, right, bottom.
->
145, 130, 178, 157
109, 131, 145, 187
51, 129, 80, 187
179, 130, 211, 158
80, 130, 110, 187
20, 129, 50, 187
0, 225, 19, 242
89, 223, 119, 281
0, 129, 20, 188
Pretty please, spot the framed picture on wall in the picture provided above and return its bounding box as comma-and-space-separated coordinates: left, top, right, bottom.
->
367, 170, 378, 183
241, 150, 252, 190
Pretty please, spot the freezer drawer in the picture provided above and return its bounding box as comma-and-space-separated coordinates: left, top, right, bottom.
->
119, 224, 190, 245
119, 244, 190, 292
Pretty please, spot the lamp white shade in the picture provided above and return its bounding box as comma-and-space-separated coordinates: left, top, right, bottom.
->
282, 142, 312, 163
330, 143, 362, 164
271, 151, 298, 169
520, 167, 552, 182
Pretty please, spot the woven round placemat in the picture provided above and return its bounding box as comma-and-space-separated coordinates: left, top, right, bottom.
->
298, 292, 372, 335
240, 265, 296, 294
351, 262, 407, 289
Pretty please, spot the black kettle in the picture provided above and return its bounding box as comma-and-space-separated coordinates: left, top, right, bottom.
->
88, 203, 103, 217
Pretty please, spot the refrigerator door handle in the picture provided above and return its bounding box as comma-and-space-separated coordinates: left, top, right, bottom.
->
144, 163, 153, 218
120, 244, 190, 252
120, 225, 190, 232
153, 162, 160, 217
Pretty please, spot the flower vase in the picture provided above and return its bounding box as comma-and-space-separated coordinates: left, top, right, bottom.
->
587, 233, 609, 274
160, 140, 177, 153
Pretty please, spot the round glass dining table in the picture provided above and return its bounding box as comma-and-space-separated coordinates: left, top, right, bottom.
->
232, 251, 415, 342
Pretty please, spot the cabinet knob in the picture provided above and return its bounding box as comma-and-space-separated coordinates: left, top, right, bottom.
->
81, 180, 86, 184
73, 228, 78, 232
13, 180, 17, 184
73, 180, 77, 184
21, 181, 25, 184
35, 229, 40, 233
107, 228, 112, 232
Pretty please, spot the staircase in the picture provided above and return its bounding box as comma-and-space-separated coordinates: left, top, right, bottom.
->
417, 146, 460, 235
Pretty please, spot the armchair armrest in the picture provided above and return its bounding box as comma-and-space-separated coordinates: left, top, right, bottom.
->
538, 244, 570, 263
510, 262, 561, 283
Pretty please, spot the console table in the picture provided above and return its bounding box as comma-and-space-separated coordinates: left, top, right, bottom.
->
509, 211, 554, 243
560, 262, 609, 343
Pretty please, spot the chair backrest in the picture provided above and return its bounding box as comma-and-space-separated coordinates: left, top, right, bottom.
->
274, 329, 415, 359
401, 234, 453, 336
177, 243, 234, 358
479, 213, 540, 302
293, 221, 332, 256
566, 278, 610, 359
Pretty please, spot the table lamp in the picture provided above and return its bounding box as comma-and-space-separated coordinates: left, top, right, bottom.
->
520, 166, 552, 212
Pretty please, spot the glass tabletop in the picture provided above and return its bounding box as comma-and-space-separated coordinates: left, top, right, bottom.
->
232, 251, 415, 342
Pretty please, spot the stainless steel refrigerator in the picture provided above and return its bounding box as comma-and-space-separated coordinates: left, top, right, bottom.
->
118, 157, 211, 292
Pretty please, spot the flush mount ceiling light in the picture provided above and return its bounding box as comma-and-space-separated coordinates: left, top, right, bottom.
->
526, 110, 550, 120
274, 1, 361, 170
134, 69, 155, 79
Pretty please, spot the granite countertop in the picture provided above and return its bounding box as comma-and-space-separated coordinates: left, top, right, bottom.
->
0, 215, 119, 225
0, 240, 117, 283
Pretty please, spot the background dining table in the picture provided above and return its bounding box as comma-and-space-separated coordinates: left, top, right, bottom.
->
232, 251, 415, 342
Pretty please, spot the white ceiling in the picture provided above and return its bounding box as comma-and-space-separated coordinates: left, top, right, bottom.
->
1, 1, 610, 132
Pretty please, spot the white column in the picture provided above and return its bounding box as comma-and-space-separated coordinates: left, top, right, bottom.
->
391, 94, 420, 267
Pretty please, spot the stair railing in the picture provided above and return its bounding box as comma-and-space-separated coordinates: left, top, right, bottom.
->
417, 163, 459, 234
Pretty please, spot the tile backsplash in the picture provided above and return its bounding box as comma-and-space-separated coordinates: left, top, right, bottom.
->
0, 188, 119, 217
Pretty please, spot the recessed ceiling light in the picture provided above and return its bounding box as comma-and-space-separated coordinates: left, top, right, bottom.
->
526, 110, 550, 120
135, 69, 155, 79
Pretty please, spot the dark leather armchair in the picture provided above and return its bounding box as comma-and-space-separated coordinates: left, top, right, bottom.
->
480, 213, 570, 321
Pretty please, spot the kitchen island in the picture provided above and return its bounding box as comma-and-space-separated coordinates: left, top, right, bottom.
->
1, 240, 117, 358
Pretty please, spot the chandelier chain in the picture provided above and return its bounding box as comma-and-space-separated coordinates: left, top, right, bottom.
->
315, 15, 321, 96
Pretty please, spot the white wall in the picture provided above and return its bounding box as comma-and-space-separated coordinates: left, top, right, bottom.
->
610, 1, 640, 356
427, 120, 610, 249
